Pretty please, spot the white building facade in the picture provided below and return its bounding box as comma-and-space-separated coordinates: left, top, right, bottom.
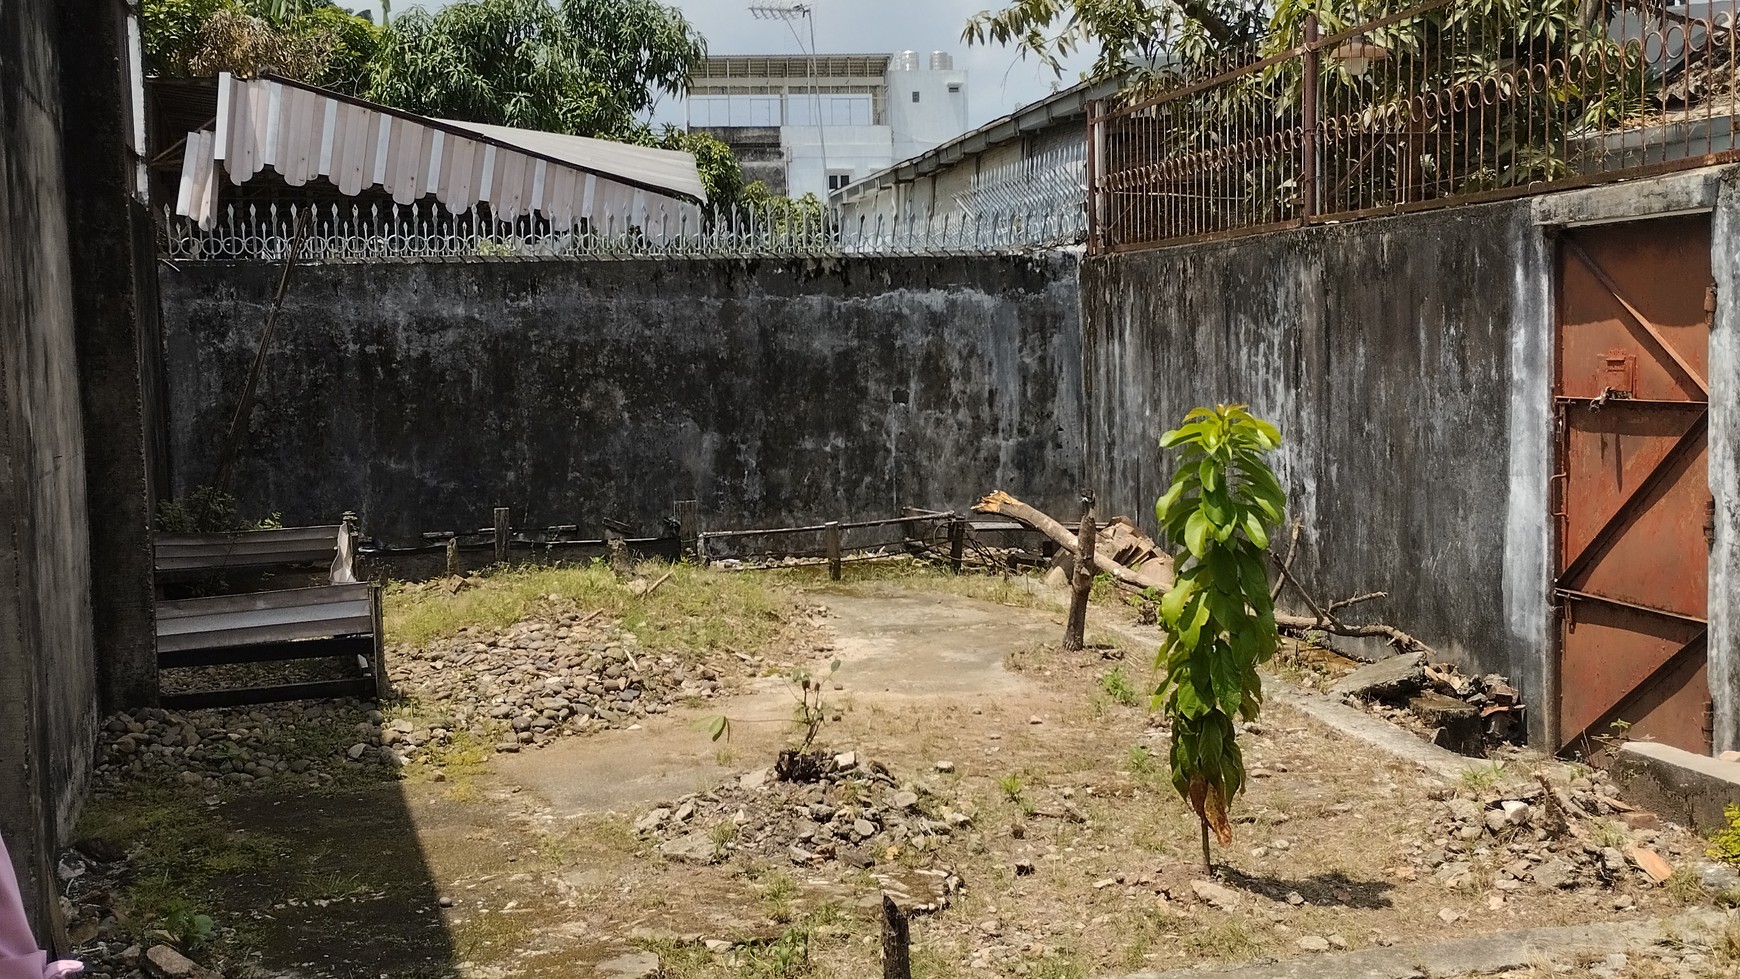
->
686, 52, 967, 200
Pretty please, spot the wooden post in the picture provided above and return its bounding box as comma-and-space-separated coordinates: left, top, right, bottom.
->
674, 499, 699, 561
445, 537, 460, 577
880, 894, 911, 979
1063, 491, 1096, 651
826, 521, 842, 581
948, 516, 966, 573
368, 583, 388, 700
493, 507, 510, 566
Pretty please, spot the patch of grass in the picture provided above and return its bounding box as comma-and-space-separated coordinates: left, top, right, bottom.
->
630, 937, 712, 979
1127, 744, 1163, 785
1459, 762, 1506, 793
1590, 819, 1630, 850
1181, 918, 1261, 960
76, 785, 289, 956
1665, 866, 1707, 905
759, 869, 800, 924
710, 819, 740, 859
739, 926, 813, 978
385, 560, 800, 656
1030, 945, 1087, 979
997, 773, 1026, 803
1101, 666, 1138, 706
292, 870, 372, 903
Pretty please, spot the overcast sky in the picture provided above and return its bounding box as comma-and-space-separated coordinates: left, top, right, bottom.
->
390, 1, 1096, 131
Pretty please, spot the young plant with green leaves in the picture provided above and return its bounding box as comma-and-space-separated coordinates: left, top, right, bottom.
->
1152, 404, 1285, 871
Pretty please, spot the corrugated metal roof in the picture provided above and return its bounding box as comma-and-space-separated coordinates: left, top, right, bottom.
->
177, 73, 705, 229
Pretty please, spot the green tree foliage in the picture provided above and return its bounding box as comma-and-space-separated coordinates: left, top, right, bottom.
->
1152, 405, 1284, 869
142, 0, 382, 87
962, 0, 1269, 81
363, 0, 703, 139
143, 0, 738, 206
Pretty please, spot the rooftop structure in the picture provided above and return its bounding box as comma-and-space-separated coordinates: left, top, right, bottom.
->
686, 51, 967, 199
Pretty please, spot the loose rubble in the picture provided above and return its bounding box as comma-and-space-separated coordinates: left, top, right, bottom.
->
93, 606, 751, 790
635, 749, 966, 902
1404, 767, 1717, 901
1332, 652, 1526, 755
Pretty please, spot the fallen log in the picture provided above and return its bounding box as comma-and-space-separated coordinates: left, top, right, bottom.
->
972, 491, 1172, 591
975, 491, 1437, 657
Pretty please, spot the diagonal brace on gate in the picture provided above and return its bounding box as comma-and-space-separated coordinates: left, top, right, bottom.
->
1557, 413, 1708, 594
1564, 238, 1709, 398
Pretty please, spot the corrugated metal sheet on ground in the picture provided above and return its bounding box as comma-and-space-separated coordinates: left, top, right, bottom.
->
156, 583, 373, 652
154, 524, 340, 571
178, 72, 705, 230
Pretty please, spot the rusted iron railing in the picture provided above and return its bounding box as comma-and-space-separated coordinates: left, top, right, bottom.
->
1089, 0, 1740, 252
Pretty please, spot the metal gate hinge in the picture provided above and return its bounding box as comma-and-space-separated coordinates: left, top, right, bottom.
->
1707, 497, 1718, 548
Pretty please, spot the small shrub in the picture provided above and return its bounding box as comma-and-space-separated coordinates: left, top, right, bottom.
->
997, 773, 1025, 803
1707, 804, 1740, 865
1101, 667, 1137, 706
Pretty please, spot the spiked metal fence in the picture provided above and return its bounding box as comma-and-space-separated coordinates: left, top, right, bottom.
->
1089, 0, 1740, 253
159, 194, 1086, 262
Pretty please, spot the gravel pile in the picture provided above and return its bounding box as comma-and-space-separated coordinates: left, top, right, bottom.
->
389, 611, 733, 755
637, 750, 973, 874
92, 609, 743, 790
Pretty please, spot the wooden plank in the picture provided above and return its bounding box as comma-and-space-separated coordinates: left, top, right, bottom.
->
161, 677, 378, 711
156, 583, 372, 620
159, 634, 374, 669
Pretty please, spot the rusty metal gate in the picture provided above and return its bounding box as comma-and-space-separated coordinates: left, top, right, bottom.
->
1554, 214, 1713, 757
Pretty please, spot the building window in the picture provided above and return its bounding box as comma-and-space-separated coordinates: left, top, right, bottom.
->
911, 91, 921, 103
827, 172, 852, 192
947, 83, 962, 93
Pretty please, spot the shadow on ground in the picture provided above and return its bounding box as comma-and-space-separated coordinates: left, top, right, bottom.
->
1219, 867, 1397, 910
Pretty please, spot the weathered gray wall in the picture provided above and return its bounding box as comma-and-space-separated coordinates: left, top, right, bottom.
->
1082, 203, 1556, 742
0, 0, 100, 941
159, 255, 1084, 543
59, 0, 160, 711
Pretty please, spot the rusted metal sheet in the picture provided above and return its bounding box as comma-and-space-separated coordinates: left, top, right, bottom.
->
1555, 213, 1713, 757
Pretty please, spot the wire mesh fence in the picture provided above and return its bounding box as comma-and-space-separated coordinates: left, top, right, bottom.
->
1089, 0, 1740, 252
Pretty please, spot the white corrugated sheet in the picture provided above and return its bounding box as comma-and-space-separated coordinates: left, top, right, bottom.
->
177, 73, 705, 230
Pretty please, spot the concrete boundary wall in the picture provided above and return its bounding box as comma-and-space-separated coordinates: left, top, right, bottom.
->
0, 0, 100, 940
1082, 169, 1740, 751
158, 255, 1086, 545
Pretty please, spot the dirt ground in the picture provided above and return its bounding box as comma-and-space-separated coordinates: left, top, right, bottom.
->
72, 567, 1740, 979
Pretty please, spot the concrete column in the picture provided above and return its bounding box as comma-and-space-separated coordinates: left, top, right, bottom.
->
1707, 171, 1740, 751
57, 0, 160, 710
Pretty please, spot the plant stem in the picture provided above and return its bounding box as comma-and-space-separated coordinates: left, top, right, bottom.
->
1200, 816, 1212, 874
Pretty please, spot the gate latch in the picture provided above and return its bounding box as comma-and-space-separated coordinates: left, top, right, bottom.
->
1602, 351, 1636, 401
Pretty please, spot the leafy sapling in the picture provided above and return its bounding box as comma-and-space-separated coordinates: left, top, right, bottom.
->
1151, 404, 1286, 872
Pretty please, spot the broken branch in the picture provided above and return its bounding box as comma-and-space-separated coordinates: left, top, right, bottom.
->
973, 491, 1165, 591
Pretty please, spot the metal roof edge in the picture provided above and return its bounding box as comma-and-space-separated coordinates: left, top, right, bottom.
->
831, 75, 1121, 205
259, 73, 705, 204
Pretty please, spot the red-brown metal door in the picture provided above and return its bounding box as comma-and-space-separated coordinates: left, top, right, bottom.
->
1555, 214, 1713, 757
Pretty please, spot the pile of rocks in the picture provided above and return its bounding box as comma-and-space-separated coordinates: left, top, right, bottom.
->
1403, 769, 1697, 900
92, 701, 389, 792
637, 751, 973, 872
388, 611, 734, 754
92, 610, 743, 790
